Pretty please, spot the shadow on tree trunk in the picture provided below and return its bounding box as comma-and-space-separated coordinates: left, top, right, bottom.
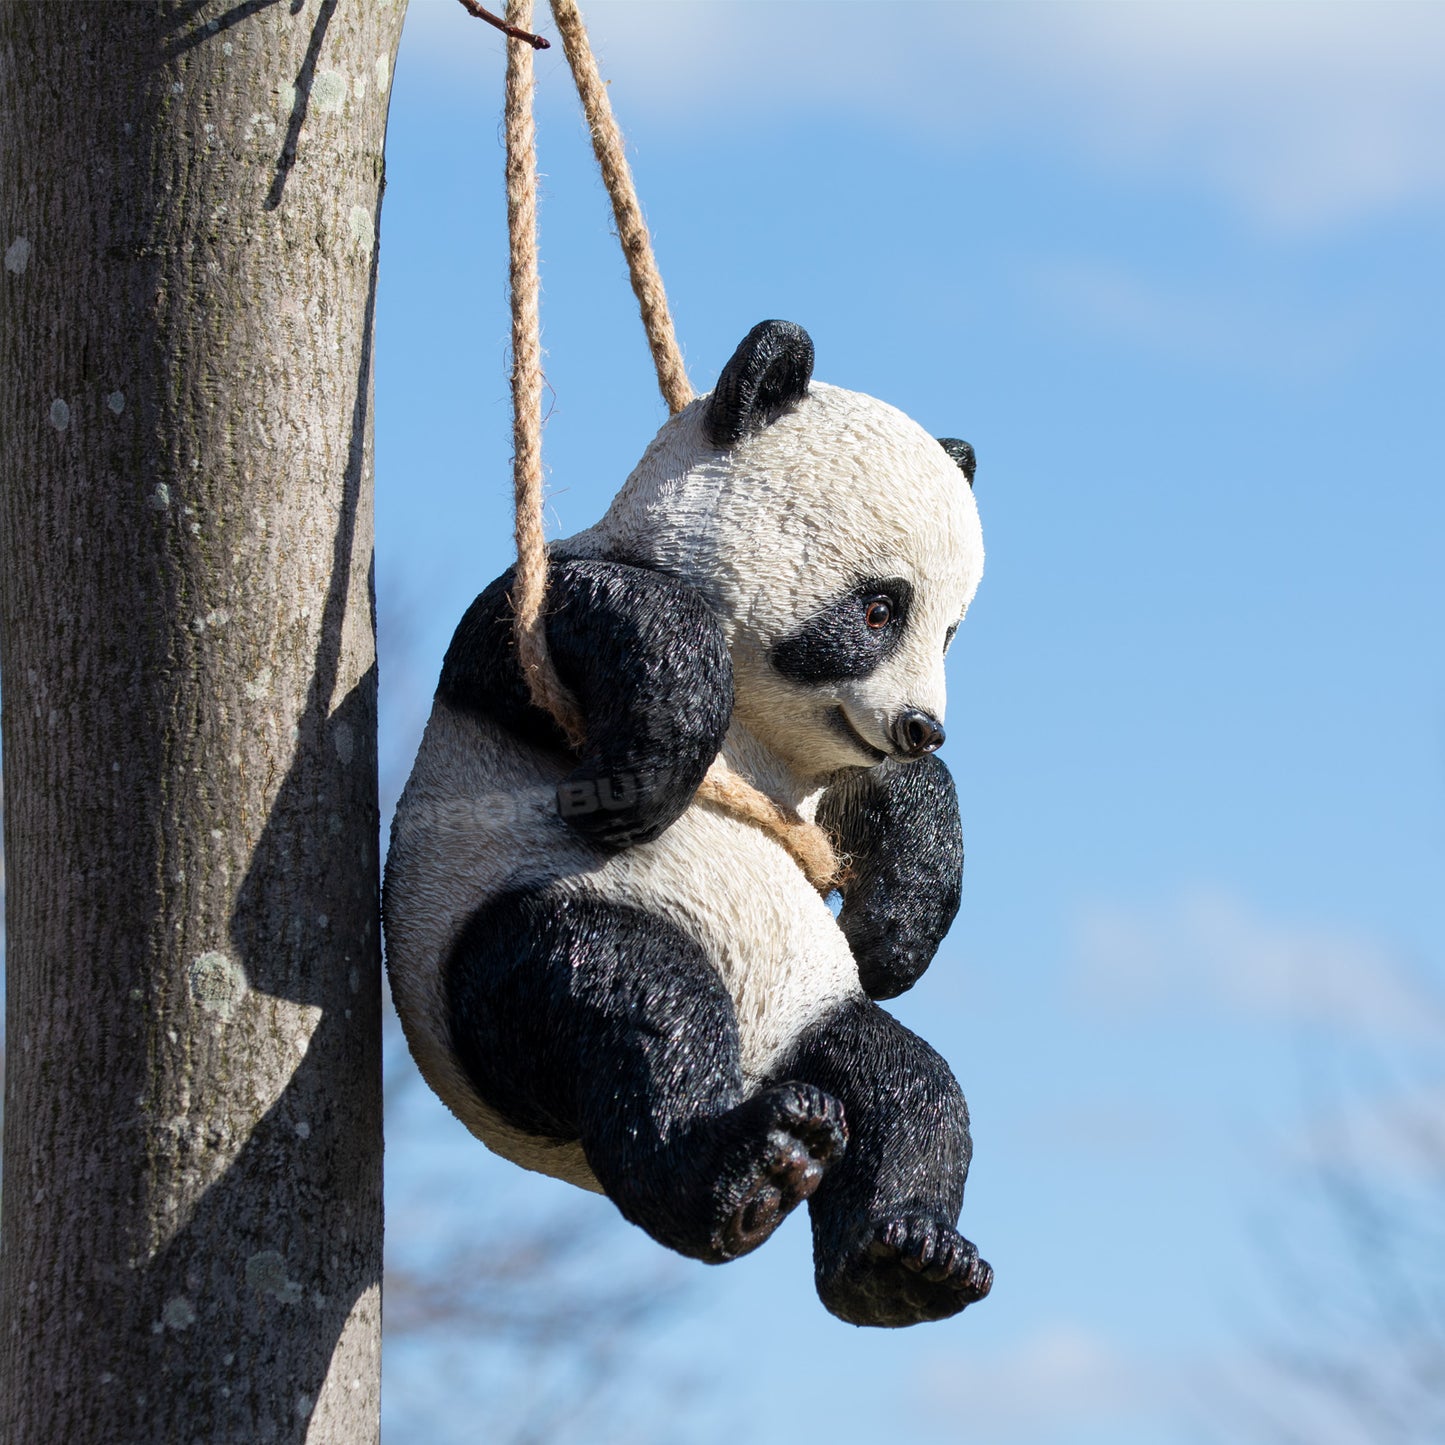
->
122, 221, 384, 1440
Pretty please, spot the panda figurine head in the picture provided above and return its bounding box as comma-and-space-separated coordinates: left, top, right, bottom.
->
569, 320, 984, 783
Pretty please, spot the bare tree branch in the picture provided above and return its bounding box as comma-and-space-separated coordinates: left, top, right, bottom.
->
1246, 1010, 1445, 1445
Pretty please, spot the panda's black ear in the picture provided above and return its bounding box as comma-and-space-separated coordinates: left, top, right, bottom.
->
938, 437, 976, 487
704, 320, 814, 448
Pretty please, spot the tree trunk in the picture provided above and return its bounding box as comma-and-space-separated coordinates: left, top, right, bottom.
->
0, 3, 406, 1440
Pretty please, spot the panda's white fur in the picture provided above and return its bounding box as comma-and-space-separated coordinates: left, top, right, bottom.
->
385, 375, 983, 1194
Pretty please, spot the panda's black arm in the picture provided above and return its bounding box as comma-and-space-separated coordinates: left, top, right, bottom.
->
817, 756, 964, 1000
438, 557, 734, 848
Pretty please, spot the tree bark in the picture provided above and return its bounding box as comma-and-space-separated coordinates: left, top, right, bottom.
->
0, 3, 406, 1440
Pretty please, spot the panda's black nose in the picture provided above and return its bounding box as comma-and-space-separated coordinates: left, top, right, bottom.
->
893, 709, 945, 758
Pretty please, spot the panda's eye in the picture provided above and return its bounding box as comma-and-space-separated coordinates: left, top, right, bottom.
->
773, 576, 912, 683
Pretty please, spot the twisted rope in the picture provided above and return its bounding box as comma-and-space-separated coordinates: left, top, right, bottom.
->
503, 0, 584, 746
693, 755, 841, 892
548, 0, 694, 417
499, 0, 840, 891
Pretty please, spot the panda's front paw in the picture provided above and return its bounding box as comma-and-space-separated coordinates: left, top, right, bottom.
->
819, 1216, 992, 1327
554, 768, 679, 843
555, 762, 694, 848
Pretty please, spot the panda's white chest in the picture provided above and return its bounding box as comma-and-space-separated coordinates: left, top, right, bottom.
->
592, 801, 860, 1085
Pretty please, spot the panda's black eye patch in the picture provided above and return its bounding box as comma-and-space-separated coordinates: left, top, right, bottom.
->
944, 622, 959, 654
772, 577, 913, 684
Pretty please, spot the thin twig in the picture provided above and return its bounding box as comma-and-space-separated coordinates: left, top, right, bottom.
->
457, 0, 550, 49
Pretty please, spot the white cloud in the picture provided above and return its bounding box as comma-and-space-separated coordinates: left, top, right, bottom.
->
918, 1321, 1169, 1440
961, 1, 1445, 230
399, 0, 1445, 230
1073, 886, 1445, 1038
1025, 256, 1376, 380
921, 1314, 1445, 1445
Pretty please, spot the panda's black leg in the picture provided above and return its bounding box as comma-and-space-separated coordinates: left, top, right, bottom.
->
445, 888, 846, 1263
776, 996, 993, 1327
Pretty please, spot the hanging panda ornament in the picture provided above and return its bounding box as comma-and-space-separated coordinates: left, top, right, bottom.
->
385, 320, 992, 1327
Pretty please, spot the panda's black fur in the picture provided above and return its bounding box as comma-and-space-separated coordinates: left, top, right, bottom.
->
384, 322, 991, 1326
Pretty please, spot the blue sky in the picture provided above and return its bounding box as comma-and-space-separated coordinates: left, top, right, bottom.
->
376, 4, 1445, 1442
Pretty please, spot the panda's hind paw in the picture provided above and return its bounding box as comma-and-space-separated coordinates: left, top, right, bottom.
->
821, 1217, 992, 1326
869, 1216, 993, 1294
712, 1083, 847, 1261
764, 1081, 848, 1170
